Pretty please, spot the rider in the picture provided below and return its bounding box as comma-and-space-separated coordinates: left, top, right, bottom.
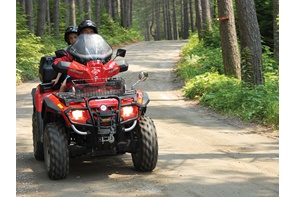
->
51, 26, 78, 91
53, 20, 99, 92
77, 19, 98, 35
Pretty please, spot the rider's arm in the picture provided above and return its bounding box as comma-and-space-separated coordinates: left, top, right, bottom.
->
51, 72, 62, 85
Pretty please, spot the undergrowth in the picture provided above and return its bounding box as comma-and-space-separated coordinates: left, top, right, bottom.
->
176, 33, 279, 130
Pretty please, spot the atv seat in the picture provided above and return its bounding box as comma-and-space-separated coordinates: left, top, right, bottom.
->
39, 55, 66, 90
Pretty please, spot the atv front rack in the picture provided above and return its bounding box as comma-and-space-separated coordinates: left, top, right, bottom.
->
72, 78, 125, 98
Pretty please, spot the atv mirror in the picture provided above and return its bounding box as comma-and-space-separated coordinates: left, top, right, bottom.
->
131, 71, 149, 90
139, 71, 148, 81
116, 49, 126, 58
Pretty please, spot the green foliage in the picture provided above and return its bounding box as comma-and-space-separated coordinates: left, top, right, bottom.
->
16, 33, 44, 84
16, 4, 44, 84
262, 45, 279, 73
254, 0, 274, 50
182, 72, 239, 100
177, 33, 279, 130
176, 34, 223, 80
202, 21, 221, 49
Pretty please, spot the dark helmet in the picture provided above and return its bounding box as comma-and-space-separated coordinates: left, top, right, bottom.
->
78, 20, 98, 35
64, 26, 78, 45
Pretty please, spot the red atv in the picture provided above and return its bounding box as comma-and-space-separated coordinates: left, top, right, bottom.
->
31, 34, 158, 180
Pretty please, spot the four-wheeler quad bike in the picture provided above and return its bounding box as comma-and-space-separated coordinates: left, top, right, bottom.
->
31, 34, 158, 180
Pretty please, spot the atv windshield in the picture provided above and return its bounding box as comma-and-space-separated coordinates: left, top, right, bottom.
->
67, 34, 113, 64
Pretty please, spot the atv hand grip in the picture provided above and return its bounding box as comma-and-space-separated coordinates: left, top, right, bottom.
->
54, 61, 71, 74
116, 60, 129, 72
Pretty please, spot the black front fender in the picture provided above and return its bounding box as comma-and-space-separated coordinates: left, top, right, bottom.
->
142, 92, 150, 107
31, 88, 36, 108
42, 97, 62, 118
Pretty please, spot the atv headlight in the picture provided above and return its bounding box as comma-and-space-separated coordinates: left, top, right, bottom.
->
69, 110, 89, 122
120, 106, 138, 120
72, 110, 83, 120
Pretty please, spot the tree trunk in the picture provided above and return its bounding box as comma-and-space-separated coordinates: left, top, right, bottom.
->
111, 0, 118, 21
201, 0, 212, 32
172, 0, 179, 40
273, 0, 279, 61
69, 0, 76, 25
166, 0, 172, 40
95, 0, 102, 27
120, 0, 126, 28
77, 0, 84, 23
150, 1, 156, 40
129, 0, 133, 29
145, 20, 151, 41
195, 0, 203, 39
46, 0, 51, 34
182, 0, 189, 39
163, 0, 172, 40
53, 0, 60, 37
162, 0, 167, 39
105, 0, 112, 17
218, 0, 241, 79
25, 0, 34, 34
121, 0, 132, 29
189, 0, 194, 32
64, 0, 69, 27
236, 0, 264, 85
84, 0, 92, 20
36, 0, 46, 36
155, 0, 161, 40
180, 0, 184, 38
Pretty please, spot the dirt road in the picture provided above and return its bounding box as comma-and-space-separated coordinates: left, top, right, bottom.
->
16, 40, 279, 197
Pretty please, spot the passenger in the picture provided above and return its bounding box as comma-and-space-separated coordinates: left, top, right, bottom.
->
51, 26, 78, 92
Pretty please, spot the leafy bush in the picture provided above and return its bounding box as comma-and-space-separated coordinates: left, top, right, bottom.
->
177, 34, 223, 80
202, 21, 221, 49
16, 33, 44, 84
177, 33, 279, 129
16, 5, 45, 84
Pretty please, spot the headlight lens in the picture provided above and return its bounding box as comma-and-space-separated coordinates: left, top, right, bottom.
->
120, 106, 138, 120
69, 110, 89, 122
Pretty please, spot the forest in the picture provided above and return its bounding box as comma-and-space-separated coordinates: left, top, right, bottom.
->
16, 0, 279, 130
